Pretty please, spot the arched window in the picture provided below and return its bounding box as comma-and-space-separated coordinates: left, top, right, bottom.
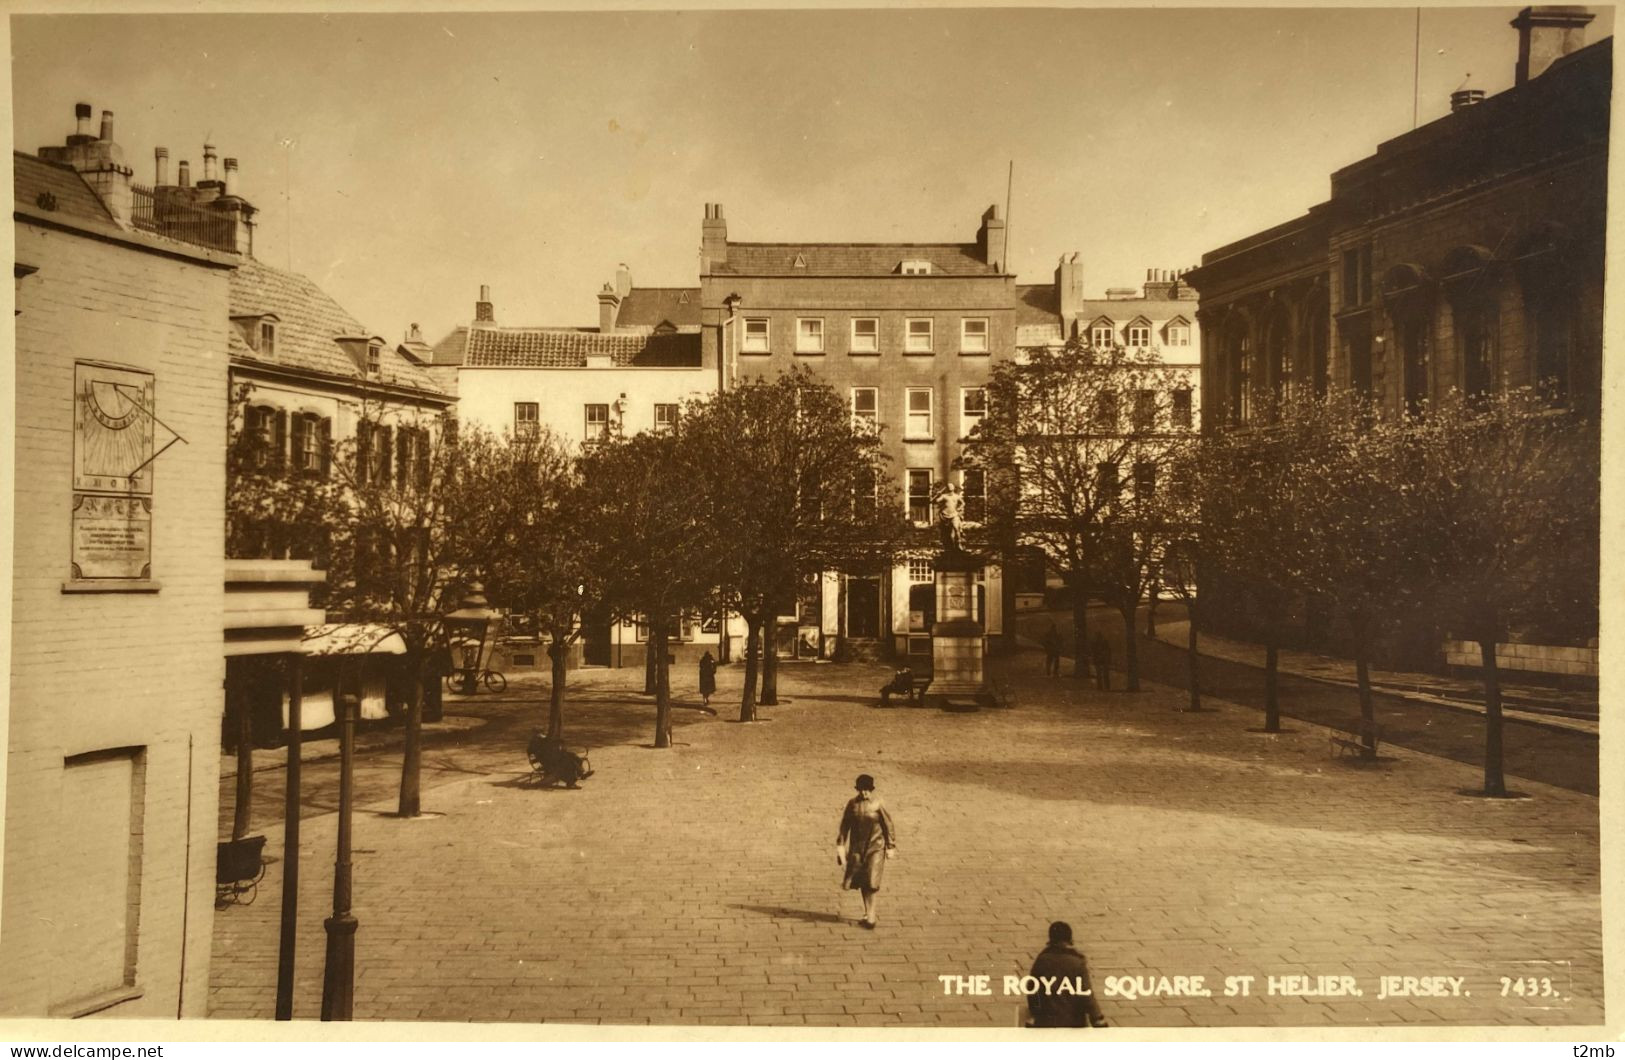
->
1382, 263, 1434, 414
1513, 223, 1578, 405
1441, 246, 1499, 399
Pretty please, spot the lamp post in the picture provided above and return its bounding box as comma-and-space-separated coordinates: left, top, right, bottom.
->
320, 690, 357, 1021
445, 583, 495, 695
274, 652, 303, 1021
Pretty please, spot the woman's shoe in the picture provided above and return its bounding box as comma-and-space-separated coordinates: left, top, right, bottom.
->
858, 919, 875, 929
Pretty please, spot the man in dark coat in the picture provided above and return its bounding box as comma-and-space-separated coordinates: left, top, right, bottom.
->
1026, 921, 1108, 1028
1041, 622, 1062, 678
1090, 632, 1112, 691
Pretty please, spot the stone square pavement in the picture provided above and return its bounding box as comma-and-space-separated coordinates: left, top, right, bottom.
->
207, 650, 1603, 1028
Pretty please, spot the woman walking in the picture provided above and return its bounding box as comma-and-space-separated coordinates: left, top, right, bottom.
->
698, 650, 717, 708
836, 773, 897, 929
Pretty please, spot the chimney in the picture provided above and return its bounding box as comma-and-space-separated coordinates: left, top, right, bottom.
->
1512, 6, 1594, 85
202, 143, 218, 184
155, 147, 169, 185
615, 263, 633, 300
1450, 88, 1486, 111
1056, 252, 1084, 327
474, 284, 495, 325
178, 160, 191, 187
38, 104, 134, 224
407, 323, 423, 343
701, 203, 728, 273
223, 157, 239, 197
1144, 267, 1179, 300
598, 282, 622, 334
978, 204, 1007, 272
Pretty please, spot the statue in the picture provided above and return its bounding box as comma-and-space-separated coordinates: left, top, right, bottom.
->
935, 481, 965, 554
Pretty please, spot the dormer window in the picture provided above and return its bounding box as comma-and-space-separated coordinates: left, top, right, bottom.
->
900, 260, 933, 275
259, 321, 277, 357
367, 342, 382, 375
1090, 320, 1116, 348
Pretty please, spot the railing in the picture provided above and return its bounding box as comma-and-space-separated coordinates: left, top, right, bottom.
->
129, 183, 239, 253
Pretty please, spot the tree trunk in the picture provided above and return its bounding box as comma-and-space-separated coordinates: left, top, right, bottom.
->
644, 630, 658, 695
761, 623, 780, 706
1071, 592, 1091, 680
1479, 636, 1507, 796
547, 637, 567, 741
1186, 600, 1201, 713
1120, 604, 1141, 692
232, 681, 253, 841
397, 658, 423, 818
1145, 583, 1159, 638
739, 614, 761, 723
653, 623, 672, 749
1352, 619, 1376, 757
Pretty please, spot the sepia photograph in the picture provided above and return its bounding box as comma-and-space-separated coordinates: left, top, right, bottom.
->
2, 1, 1614, 1041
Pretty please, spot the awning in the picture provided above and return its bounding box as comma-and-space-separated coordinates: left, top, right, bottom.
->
301, 623, 409, 657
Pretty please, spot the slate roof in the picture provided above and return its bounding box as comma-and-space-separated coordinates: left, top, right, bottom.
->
714, 243, 998, 277
464, 327, 701, 369
228, 257, 446, 396
429, 326, 470, 366
1014, 284, 1061, 326
14, 152, 116, 227
617, 287, 701, 329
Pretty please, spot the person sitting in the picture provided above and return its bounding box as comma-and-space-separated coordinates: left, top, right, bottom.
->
878, 666, 914, 707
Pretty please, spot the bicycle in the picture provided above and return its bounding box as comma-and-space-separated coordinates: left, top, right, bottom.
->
445, 667, 507, 694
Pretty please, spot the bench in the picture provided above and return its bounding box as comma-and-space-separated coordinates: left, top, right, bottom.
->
878, 674, 933, 707
1329, 719, 1383, 760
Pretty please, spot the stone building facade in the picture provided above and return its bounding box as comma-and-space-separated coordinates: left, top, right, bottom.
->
698, 203, 1014, 661
6, 111, 240, 1017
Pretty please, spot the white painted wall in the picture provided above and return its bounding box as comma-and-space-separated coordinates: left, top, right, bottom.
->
456, 365, 715, 445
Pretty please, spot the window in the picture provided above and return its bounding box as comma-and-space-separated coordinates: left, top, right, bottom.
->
514, 402, 539, 439
962, 468, 986, 524
1458, 299, 1497, 398
245, 405, 280, 470
906, 318, 934, 353
907, 469, 933, 525
850, 317, 879, 354
1090, 322, 1115, 348
395, 426, 429, 489
961, 387, 987, 437
1166, 324, 1190, 347
901, 260, 933, 275
1133, 460, 1157, 501
1341, 245, 1373, 308
259, 321, 277, 357
1172, 388, 1193, 430
742, 318, 770, 353
961, 318, 989, 353
1128, 324, 1151, 348
1529, 296, 1577, 404
905, 388, 933, 439
290, 413, 330, 475
796, 317, 824, 353
851, 387, 878, 429
1096, 462, 1120, 505
585, 403, 610, 442
367, 342, 382, 375
1093, 390, 1119, 430
852, 466, 878, 517
1133, 389, 1157, 431
908, 556, 935, 583
357, 421, 392, 486
653, 403, 678, 434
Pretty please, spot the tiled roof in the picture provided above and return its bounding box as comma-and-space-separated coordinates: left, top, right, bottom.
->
714, 242, 997, 277
617, 287, 701, 328
228, 258, 446, 396
428, 326, 470, 366
1014, 284, 1060, 325
14, 152, 116, 227
465, 327, 701, 369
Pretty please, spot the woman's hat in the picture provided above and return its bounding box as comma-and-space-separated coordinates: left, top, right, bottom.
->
855, 774, 875, 791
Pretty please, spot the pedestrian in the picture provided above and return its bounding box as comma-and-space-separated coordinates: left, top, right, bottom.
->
877, 665, 914, 707
698, 650, 717, 708
1041, 622, 1062, 677
1090, 631, 1112, 691
1024, 921, 1109, 1028
836, 773, 897, 929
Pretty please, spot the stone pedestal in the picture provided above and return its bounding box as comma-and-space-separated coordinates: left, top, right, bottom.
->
930, 550, 987, 705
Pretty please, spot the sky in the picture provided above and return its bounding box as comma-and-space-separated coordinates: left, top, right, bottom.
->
11, 6, 1615, 345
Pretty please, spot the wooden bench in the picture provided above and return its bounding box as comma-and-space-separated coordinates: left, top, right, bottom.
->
1329, 719, 1383, 760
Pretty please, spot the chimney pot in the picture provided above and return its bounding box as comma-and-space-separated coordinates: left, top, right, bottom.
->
99, 110, 114, 142
155, 147, 169, 185
74, 103, 92, 137
223, 157, 238, 196
178, 160, 191, 187
475, 285, 494, 324
202, 143, 217, 183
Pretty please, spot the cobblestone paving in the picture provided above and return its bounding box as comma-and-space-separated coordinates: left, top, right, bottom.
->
208, 652, 1602, 1028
